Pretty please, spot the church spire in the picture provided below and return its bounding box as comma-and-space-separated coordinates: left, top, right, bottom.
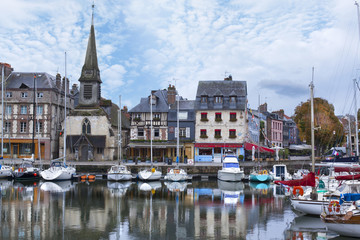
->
78, 2, 102, 107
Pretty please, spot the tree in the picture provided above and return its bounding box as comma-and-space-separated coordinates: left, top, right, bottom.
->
293, 98, 345, 156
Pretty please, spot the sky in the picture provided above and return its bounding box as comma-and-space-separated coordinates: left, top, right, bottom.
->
1, 0, 360, 116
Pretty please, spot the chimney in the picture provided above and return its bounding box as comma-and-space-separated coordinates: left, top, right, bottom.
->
71, 84, 78, 94
0, 62, 14, 79
56, 73, 61, 89
224, 75, 232, 81
123, 106, 130, 119
167, 84, 176, 105
259, 103, 267, 113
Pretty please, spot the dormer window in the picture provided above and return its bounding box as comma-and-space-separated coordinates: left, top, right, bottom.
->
201, 96, 207, 103
214, 96, 223, 103
230, 96, 237, 103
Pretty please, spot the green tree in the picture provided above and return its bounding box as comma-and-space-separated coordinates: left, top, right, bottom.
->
293, 98, 345, 156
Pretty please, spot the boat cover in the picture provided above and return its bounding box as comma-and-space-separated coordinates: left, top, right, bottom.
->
335, 174, 360, 181
274, 172, 315, 187
340, 193, 360, 205
334, 166, 360, 173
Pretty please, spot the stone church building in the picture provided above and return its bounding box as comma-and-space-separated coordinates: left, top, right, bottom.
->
59, 11, 129, 161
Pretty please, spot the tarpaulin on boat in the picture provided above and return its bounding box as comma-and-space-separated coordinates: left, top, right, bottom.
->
334, 166, 360, 173
274, 172, 315, 187
340, 193, 360, 204
335, 174, 360, 181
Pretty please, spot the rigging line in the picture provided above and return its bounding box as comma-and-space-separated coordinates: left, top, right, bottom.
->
340, 80, 354, 115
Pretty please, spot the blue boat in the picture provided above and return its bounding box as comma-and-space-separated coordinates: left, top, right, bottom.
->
249, 169, 272, 182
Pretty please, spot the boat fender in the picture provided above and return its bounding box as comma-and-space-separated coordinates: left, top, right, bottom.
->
328, 201, 340, 213
292, 186, 304, 196
151, 168, 155, 173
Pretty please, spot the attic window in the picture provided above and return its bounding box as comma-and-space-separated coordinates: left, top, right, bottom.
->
20, 83, 29, 89
201, 96, 207, 103
214, 96, 223, 103
230, 96, 237, 103
84, 84, 92, 99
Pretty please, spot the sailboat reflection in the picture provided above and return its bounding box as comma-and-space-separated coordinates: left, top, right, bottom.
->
0, 179, 12, 191
138, 181, 162, 192
107, 181, 132, 197
164, 181, 188, 192
218, 180, 244, 205
40, 180, 74, 193
286, 215, 337, 239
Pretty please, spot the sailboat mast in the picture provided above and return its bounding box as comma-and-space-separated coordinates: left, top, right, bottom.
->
1, 66, 4, 157
64, 52, 67, 163
176, 91, 179, 165
119, 95, 122, 164
150, 93, 153, 166
355, 1, 360, 157
310, 67, 315, 173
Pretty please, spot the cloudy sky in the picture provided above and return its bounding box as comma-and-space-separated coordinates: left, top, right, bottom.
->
1, 0, 360, 116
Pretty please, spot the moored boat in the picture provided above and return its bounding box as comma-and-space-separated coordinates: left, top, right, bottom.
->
217, 155, 244, 182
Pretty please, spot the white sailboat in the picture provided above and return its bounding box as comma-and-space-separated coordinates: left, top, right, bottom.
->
0, 65, 12, 178
164, 93, 188, 182
138, 93, 161, 181
107, 95, 132, 181
40, 52, 76, 181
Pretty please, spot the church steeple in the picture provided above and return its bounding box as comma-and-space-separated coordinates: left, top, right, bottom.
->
78, 3, 102, 107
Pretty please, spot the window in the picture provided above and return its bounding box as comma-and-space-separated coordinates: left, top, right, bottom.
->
179, 111, 188, 120
200, 129, 207, 138
21, 92, 28, 98
230, 96, 236, 103
35, 122, 43, 133
37, 105, 43, 115
82, 118, 91, 134
133, 113, 141, 121
138, 128, 144, 137
214, 96, 223, 103
37, 92, 43, 98
201, 96, 207, 103
20, 122, 27, 133
20, 106, 27, 114
230, 112, 237, 121
97, 147, 104, 154
153, 113, 160, 121
229, 129, 236, 138
179, 128, 186, 137
84, 85, 92, 99
201, 112, 208, 121
19, 143, 31, 154
6, 92, 12, 98
4, 122, 11, 133
154, 129, 160, 137
215, 112, 222, 121
215, 129, 221, 138
5, 105, 11, 115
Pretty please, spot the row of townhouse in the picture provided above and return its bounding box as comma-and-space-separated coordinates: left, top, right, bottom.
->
127, 75, 282, 163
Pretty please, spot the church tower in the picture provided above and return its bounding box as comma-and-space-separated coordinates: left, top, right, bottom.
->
78, 4, 102, 107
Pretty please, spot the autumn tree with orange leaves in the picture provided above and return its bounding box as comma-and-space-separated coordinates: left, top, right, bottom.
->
293, 98, 345, 156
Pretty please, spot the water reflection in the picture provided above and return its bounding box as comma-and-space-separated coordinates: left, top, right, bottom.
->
0, 180, 347, 239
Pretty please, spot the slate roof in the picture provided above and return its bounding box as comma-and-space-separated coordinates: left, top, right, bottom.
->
129, 89, 171, 113
6, 72, 59, 90
169, 100, 195, 110
196, 80, 247, 97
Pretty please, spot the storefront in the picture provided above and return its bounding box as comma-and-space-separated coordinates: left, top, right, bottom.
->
194, 143, 244, 162
2, 139, 46, 159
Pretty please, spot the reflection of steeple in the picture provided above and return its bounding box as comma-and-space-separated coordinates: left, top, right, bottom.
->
78, 3, 101, 107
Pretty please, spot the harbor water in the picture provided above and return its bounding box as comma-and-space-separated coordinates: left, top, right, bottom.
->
0, 179, 351, 239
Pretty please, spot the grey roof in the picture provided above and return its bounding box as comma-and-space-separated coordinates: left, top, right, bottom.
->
196, 80, 247, 97
169, 100, 195, 110
129, 89, 171, 113
6, 72, 58, 90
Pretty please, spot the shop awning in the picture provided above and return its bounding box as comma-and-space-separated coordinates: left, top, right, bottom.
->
244, 143, 275, 153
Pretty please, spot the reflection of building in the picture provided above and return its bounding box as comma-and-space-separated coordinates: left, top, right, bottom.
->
194, 76, 248, 162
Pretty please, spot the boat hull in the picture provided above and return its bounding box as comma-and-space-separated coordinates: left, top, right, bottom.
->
164, 168, 188, 181
40, 167, 76, 181
108, 173, 132, 181
138, 169, 162, 181
249, 174, 272, 182
218, 170, 244, 182
0, 166, 13, 178
323, 221, 360, 238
